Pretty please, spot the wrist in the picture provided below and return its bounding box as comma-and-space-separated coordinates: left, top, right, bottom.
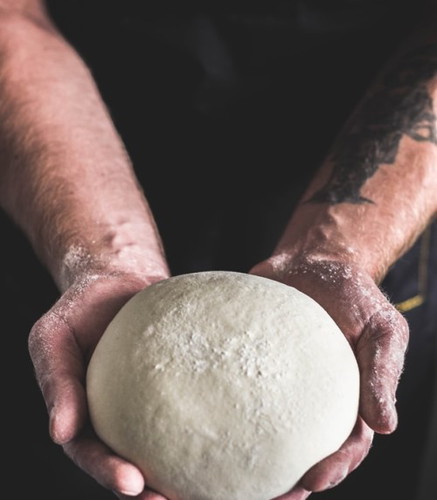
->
272, 204, 384, 282
51, 218, 170, 292
272, 193, 435, 283
58, 243, 169, 293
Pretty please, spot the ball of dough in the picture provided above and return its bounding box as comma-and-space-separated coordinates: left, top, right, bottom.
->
87, 271, 359, 500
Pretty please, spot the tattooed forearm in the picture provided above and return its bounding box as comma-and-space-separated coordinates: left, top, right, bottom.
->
309, 43, 437, 204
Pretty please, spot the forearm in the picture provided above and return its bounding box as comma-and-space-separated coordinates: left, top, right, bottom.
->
0, 12, 169, 290
276, 31, 437, 282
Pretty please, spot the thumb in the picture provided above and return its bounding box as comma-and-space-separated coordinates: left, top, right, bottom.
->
356, 306, 409, 434
28, 312, 87, 444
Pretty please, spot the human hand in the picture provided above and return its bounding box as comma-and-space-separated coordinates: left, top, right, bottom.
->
28, 270, 170, 499
251, 255, 409, 496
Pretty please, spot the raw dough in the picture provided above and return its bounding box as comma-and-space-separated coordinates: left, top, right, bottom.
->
87, 271, 360, 500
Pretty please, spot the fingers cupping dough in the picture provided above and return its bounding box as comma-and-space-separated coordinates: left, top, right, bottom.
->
300, 418, 374, 492
64, 436, 145, 496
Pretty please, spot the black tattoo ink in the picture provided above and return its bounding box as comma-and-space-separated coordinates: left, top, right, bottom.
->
309, 43, 437, 204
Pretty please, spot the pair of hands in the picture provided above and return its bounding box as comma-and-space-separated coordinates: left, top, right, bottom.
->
28, 256, 409, 500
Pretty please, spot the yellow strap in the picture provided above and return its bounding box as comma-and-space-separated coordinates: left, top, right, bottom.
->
395, 294, 425, 313
394, 225, 431, 313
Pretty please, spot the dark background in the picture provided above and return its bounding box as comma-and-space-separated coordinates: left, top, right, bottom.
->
3, 2, 435, 499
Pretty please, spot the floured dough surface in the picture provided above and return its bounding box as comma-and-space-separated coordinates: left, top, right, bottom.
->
86, 271, 360, 500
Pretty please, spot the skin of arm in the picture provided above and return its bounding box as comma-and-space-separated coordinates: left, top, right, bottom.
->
253, 6, 437, 498
0, 1, 169, 498
0, 2, 168, 288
